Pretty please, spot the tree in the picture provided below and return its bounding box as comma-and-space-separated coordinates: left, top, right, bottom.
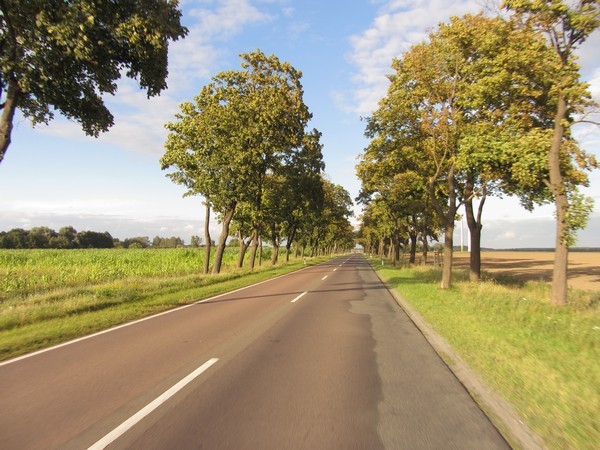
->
0, 0, 187, 163
57, 226, 78, 248
503, 0, 599, 305
77, 230, 114, 248
373, 34, 461, 288
357, 123, 438, 266
27, 226, 56, 248
162, 50, 312, 274
311, 179, 353, 255
122, 236, 150, 248
260, 128, 325, 265
0, 228, 27, 248
152, 236, 184, 247
435, 13, 558, 281
283, 130, 325, 262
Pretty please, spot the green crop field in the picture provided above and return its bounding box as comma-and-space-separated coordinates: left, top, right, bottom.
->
0, 248, 222, 295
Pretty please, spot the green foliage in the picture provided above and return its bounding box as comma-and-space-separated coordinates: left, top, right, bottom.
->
162, 50, 311, 213
563, 190, 594, 247
121, 236, 151, 249
0, 0, 187, 160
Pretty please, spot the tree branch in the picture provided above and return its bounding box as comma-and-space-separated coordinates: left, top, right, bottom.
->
574, 119, 600, 126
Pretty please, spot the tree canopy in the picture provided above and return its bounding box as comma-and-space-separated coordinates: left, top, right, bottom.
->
0, 0, 187, 163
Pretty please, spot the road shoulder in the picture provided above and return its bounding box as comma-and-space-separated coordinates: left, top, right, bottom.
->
374, 268, 545, 450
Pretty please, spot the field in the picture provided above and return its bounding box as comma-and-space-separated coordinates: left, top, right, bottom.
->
453, 251, 600, 291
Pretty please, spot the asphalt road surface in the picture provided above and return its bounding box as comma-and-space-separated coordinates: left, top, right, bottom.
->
0, 254, 510, 449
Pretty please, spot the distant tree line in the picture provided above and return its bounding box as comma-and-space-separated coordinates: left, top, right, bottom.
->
0, 226, 196, 249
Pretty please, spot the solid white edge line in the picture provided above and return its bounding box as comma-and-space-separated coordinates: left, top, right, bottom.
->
88, 358, 219, 450
1, 262, 320, 368
291, 291, 308, 303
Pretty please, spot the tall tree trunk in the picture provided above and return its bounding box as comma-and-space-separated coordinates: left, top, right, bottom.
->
550, 94, 569, 306
285, 224, 297, 263
409, 230, 417, 264
0, 79, 20, 165
236, 230, 252, 268
212, 204, 236, 275
394, 241, 401, 266
391, 229, 398, 266
248, 224, 259, 269
421, 233, 428, 265
409, 216, 417, 264
441, 224, 454, 289
429, 163, 457, 289
311, 236, 320, 257
468, 216, 482, 282
203, 202, 212, 274
271, 223, 279, 265
464, 179, 486, 282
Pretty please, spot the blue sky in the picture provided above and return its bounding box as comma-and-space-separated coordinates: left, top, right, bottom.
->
0, 0, 599, 248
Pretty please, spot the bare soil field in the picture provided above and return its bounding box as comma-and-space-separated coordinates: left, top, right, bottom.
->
453, 251, 600, 291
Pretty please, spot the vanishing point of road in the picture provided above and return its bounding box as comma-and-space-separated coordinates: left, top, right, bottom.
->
0, 254, 510, 449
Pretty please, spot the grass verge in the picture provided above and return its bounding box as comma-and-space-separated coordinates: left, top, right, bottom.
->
373, 260, 600, 450
0, 257, 330, 362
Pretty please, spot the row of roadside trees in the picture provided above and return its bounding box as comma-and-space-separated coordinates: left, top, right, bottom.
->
161, 50, 355, 274
356, 1, 599, 305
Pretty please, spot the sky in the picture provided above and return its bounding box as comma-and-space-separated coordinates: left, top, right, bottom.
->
0, 0, 599, 249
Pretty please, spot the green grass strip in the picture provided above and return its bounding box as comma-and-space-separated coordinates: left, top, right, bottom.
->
374, 260, 600, 450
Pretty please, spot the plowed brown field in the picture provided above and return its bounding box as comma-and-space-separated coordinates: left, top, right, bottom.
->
453, 251, 600, 291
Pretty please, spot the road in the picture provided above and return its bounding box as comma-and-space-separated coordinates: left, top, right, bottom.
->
0, 254, 510, 449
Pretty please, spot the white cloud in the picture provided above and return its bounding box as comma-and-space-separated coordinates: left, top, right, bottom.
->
187, 0, 271, 39
588, 68, 600, 103
344, 0, 484, 116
